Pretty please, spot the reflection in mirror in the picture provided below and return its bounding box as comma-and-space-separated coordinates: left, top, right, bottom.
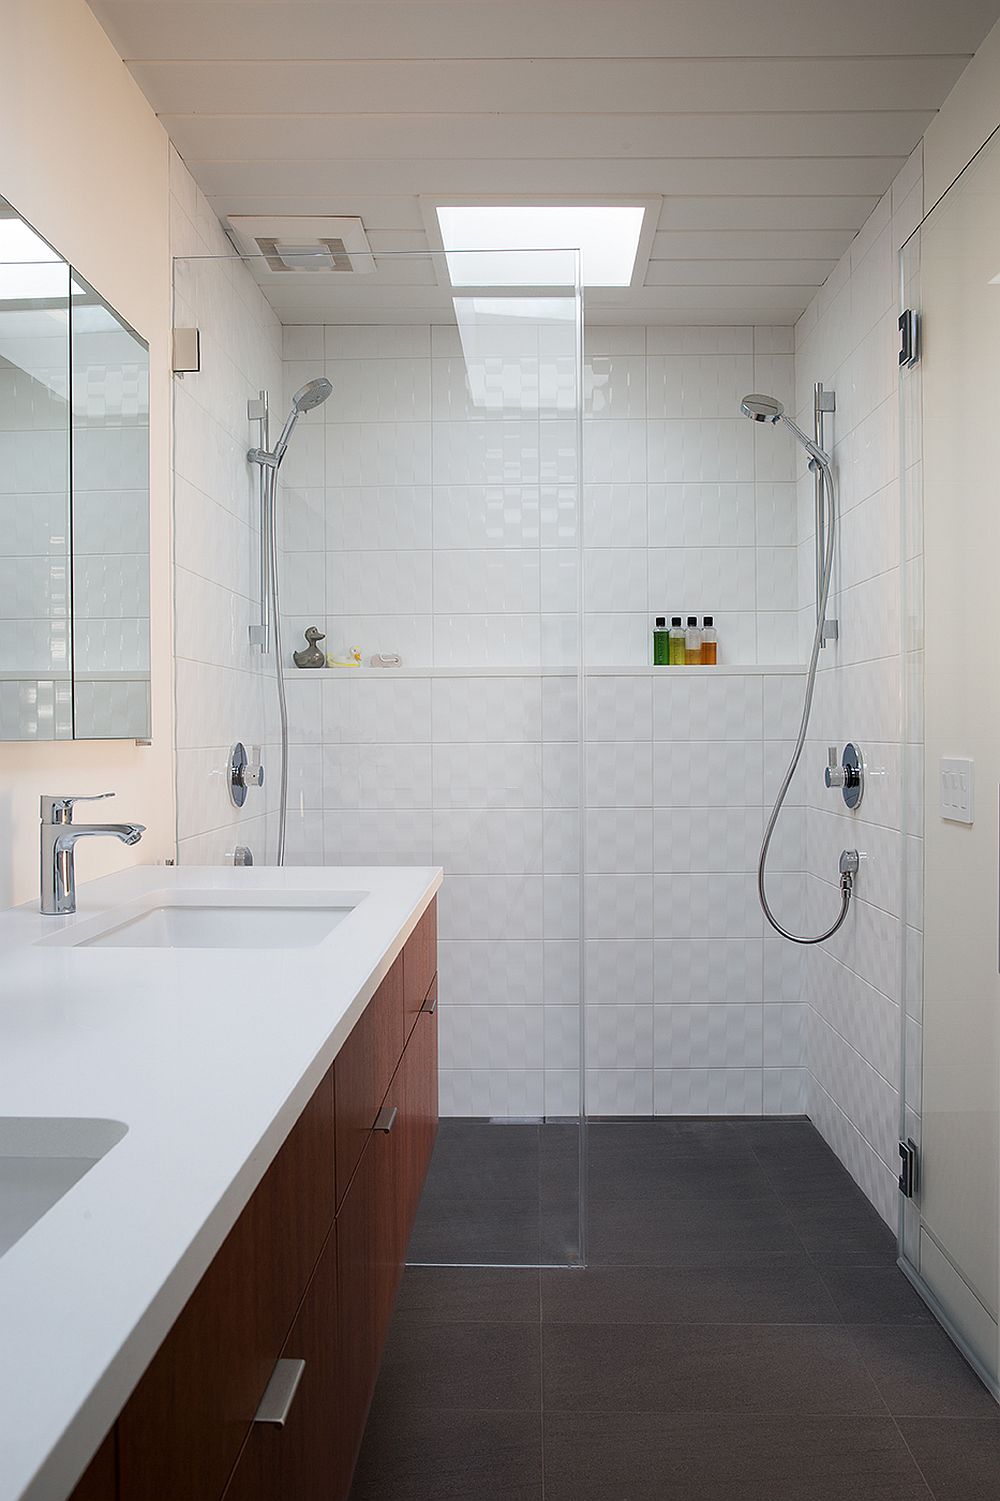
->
71, 276, 150, 739
0, 198, 71, 739
0, 195, 150, 741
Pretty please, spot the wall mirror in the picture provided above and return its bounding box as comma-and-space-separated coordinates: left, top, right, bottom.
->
0, 194, 150, 741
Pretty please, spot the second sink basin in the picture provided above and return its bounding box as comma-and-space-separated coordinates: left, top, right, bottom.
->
0, 1117, 128, 1260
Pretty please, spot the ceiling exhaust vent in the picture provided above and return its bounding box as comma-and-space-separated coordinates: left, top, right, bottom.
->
225, 216, 375, 275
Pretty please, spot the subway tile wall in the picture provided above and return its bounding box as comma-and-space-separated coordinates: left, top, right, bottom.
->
170, 149, 282, 864
793, 145, 923, 1225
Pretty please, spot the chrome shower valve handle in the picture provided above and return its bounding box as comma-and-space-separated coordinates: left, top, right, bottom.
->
824, 744, 865, 809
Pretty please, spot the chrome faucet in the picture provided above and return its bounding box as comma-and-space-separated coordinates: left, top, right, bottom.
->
40, 794, 145, 915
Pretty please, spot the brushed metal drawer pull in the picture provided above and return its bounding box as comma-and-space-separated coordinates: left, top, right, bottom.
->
374, 1104, 398, 1133
421, 994, 438, 1015
253, 1358, 305, 1427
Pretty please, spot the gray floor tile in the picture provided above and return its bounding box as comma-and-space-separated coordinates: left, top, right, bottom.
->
586, 1188, 810, 1267
376, 1320, 542, 1412
351, 1405, 543, 1501
820, 1266, 934, 1324
849, 1324, 999, 1417
542, 1412, 935, 1501
392, 1266, 541, 1324
542, 1322, 880, 1414
541, 1263, 842, 1324
897, 1417, 1000, 1500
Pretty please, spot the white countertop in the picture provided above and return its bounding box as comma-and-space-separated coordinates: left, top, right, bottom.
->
0, 863, 442, 1501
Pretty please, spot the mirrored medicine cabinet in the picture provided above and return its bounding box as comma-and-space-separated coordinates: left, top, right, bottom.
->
0, 192, 150, 740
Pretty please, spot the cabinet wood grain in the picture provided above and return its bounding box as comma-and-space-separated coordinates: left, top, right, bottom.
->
222, 1224, 339, 1501
117, 1065, 336, 1501
67, 1433, 115, 1501
402, 898, 436, 1037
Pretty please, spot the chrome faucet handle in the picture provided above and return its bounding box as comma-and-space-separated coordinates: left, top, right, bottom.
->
40, 792, 115, 824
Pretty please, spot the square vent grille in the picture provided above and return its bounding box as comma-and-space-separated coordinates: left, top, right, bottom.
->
225, 216, 375, 274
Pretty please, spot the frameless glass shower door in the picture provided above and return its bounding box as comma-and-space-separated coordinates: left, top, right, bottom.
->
899, 131, 1000, 1393
171, 245, 586, 1267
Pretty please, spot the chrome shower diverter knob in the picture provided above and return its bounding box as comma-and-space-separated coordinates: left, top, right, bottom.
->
825, 743, 865, 810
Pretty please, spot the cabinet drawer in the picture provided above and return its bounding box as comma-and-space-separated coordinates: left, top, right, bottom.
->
334, 955, 404, 1208
118, 1065, 336, 1501
223, 1223, 340, 1501
402, 898, 436, 1036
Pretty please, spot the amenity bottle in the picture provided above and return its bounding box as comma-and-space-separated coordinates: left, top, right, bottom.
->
685, 615, 702, 664
653, 616, 670, 665
668, 616, 686, 665
701, 616, 718, 664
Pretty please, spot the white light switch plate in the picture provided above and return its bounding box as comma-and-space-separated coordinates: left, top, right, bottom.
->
940, 756, 974, 823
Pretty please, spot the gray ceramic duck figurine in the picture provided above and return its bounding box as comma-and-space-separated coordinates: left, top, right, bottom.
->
293, 625, 326, 668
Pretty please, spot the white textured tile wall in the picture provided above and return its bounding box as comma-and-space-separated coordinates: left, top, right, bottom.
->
794, 145, 923, 1225
269, 317, 812, 1119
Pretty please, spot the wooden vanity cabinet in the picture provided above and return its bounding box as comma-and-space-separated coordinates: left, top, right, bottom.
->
68, 1435, 116, 1501
222, 1223, 340, 1501
71, 910, 438, 1501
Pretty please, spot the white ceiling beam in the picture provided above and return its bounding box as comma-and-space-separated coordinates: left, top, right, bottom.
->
90, 1, 996, 63
645, 259, 836, 286
129, 56, 970, 116
189, 156, 905, 197
159, 111, 934, 163
651, 229, 854, 258
656, 196, 880, 230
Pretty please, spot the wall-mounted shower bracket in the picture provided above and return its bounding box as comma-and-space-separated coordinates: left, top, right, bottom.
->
825, 743, 865, 810
813, 382, 837, 646
248, 390, 271, 654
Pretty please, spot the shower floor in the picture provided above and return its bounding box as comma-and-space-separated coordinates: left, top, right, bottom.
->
350, 1118, 999, 1501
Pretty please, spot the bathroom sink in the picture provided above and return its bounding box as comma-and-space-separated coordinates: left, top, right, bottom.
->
38, 890, 365, 950
0, 1117, 128, 1259
81, 901, 355, 950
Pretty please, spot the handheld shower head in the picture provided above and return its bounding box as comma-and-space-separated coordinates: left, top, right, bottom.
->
269, 376, 334, 463
739, 391, 830, 470
292, 376, 333, 413
741, 393, 784, 423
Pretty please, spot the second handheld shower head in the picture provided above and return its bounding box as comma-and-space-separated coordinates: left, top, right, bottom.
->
740, 391, 831, 470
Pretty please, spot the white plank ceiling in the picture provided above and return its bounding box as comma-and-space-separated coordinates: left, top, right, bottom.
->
89, 0, 1000, 323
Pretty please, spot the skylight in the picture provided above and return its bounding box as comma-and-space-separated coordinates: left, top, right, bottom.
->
436, 205, 646, 287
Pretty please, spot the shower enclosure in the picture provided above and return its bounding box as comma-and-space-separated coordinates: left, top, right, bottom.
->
171, 244, 587, 1267
172, 220, 825, 1274
898, 130, 1000, 1394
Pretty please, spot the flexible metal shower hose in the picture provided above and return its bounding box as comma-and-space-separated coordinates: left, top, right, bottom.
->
757, 463, 854, 944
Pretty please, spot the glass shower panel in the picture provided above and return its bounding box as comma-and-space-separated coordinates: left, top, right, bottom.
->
171, 246, 585, 1267
899, 133, 1000, 1392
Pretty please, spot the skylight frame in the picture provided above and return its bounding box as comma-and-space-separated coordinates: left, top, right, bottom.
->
420, 194, 661, 291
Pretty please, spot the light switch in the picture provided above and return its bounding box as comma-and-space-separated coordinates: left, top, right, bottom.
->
939, 757, 974, 823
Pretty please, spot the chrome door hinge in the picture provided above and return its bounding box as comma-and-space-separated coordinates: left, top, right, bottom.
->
898, 1138, 918, 1198
899, 309, 920, 368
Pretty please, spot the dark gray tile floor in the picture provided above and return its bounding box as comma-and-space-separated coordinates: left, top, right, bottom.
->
351, 1118, 999, 1501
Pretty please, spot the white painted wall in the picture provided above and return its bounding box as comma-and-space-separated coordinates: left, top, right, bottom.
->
0, 0, 173, 907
